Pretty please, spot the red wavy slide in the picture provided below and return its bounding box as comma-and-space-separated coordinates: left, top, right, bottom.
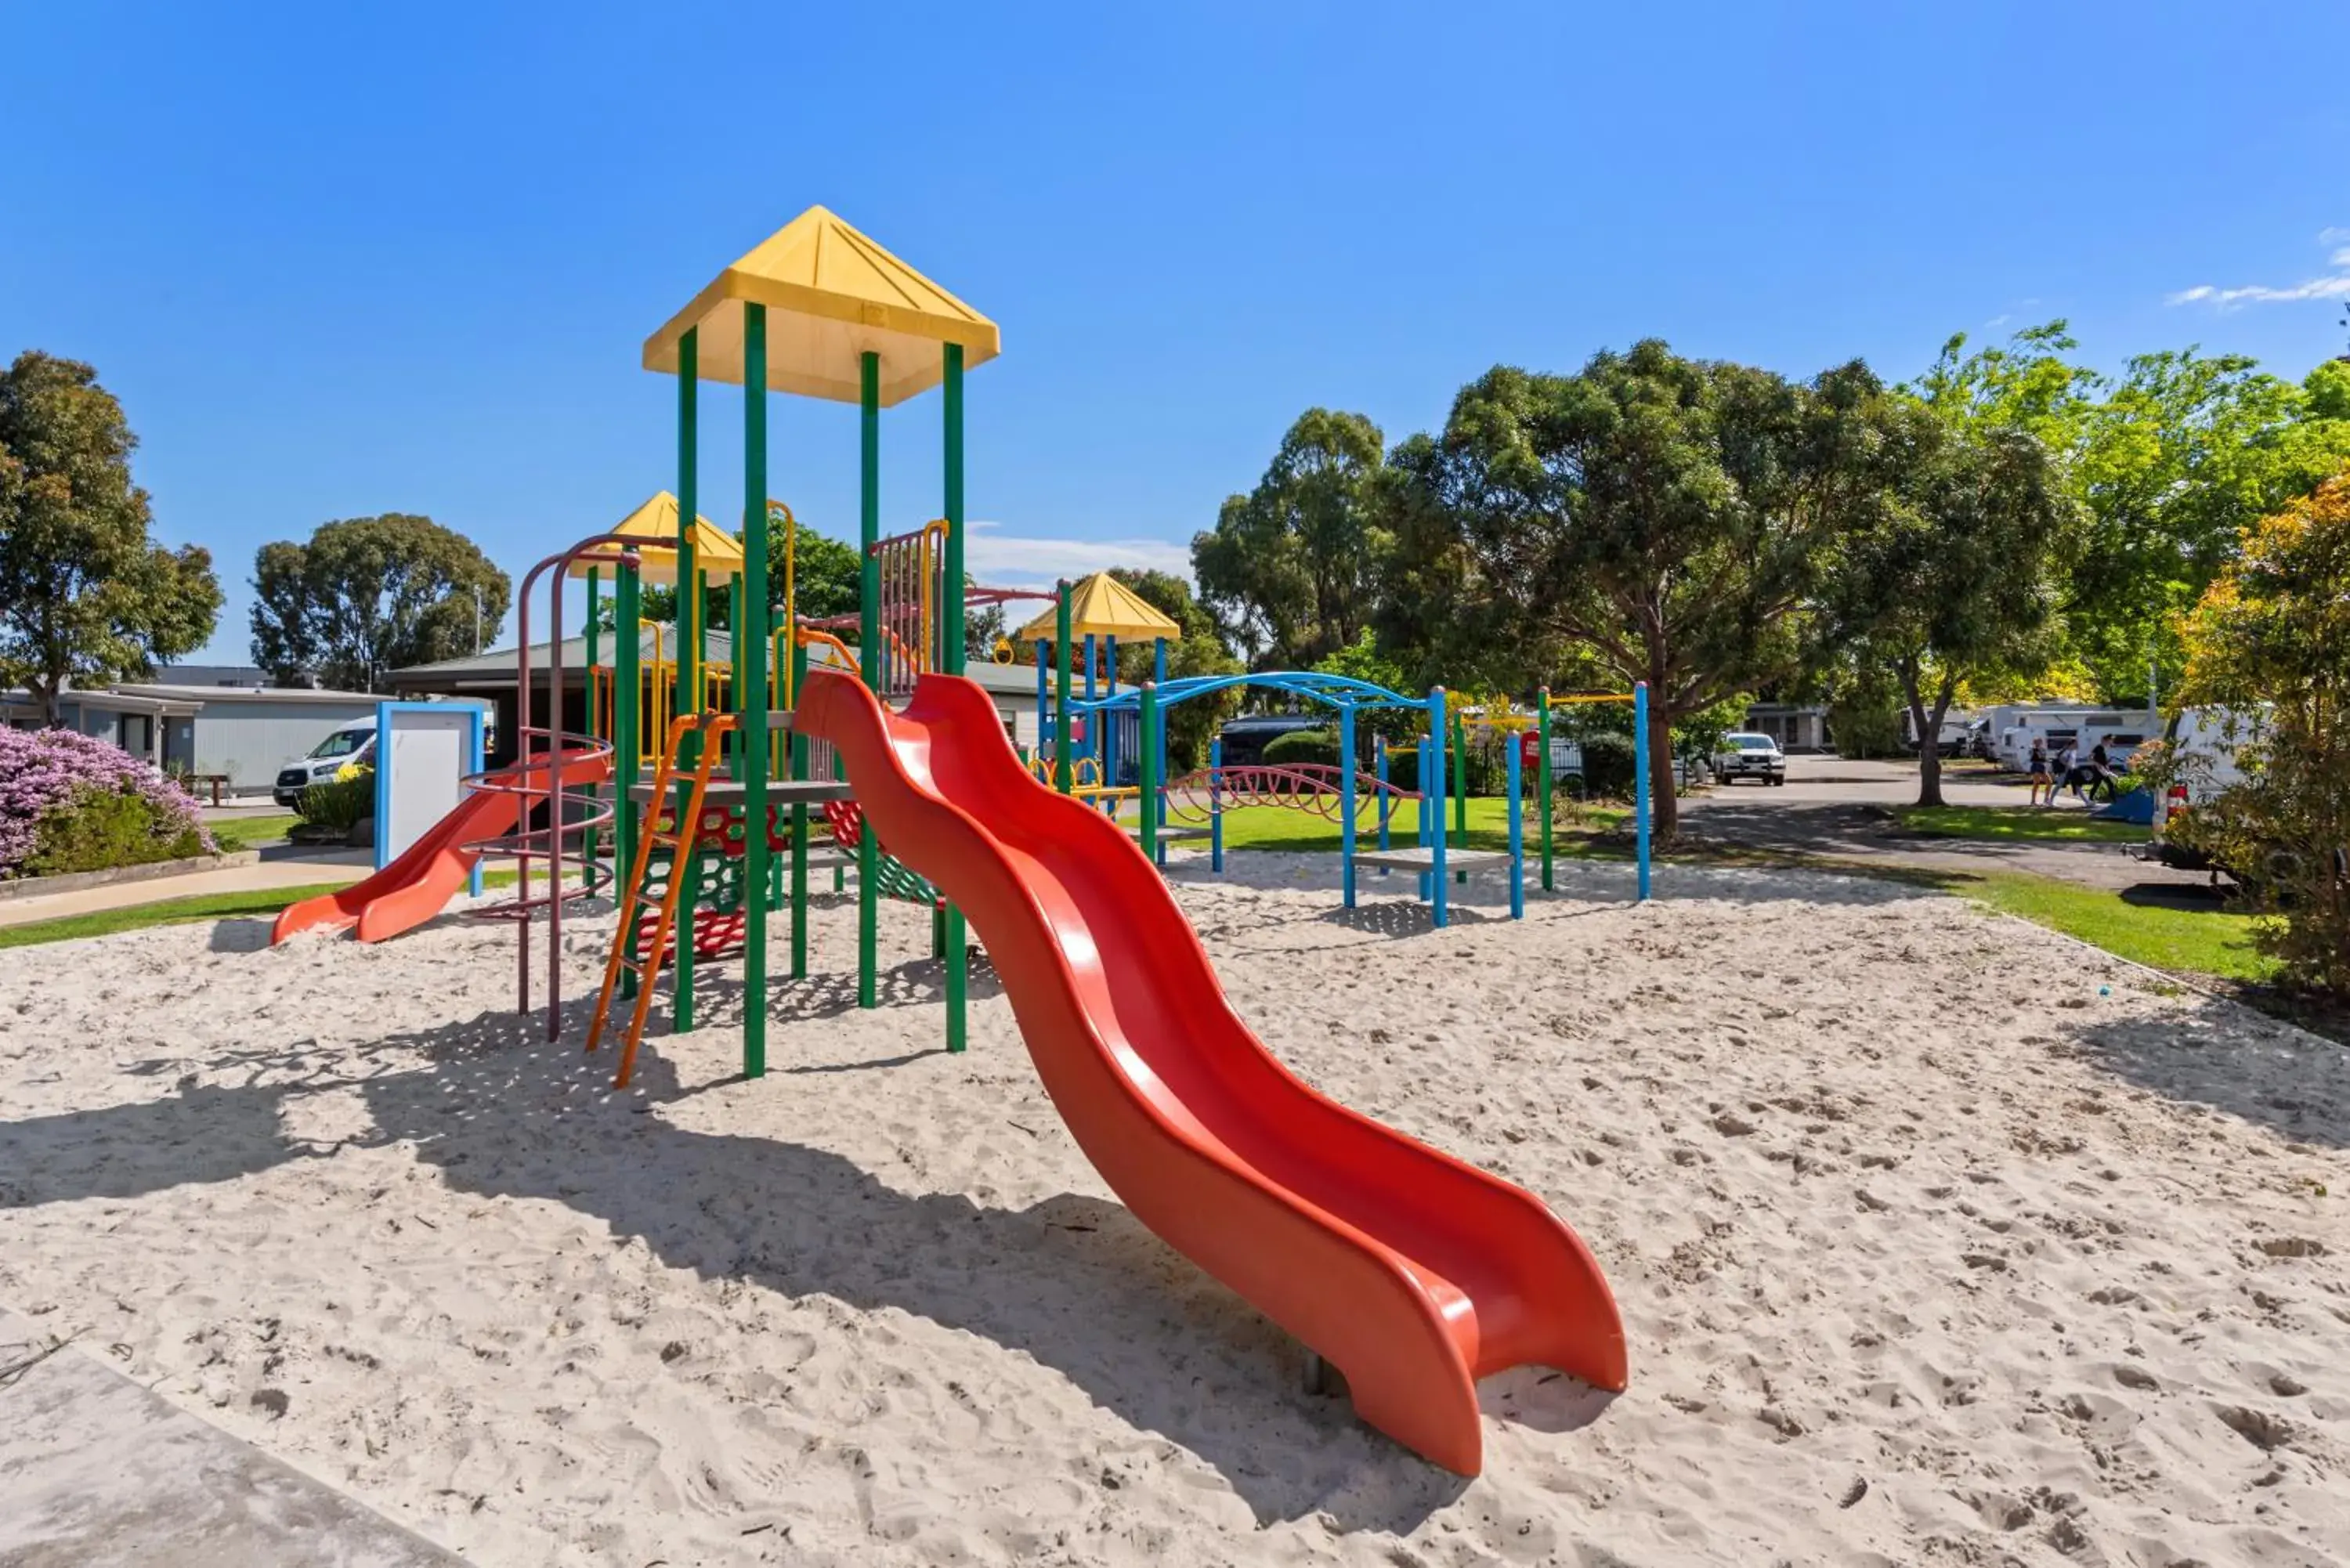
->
796, 670, 1625, 1476
269, 751, 610, 946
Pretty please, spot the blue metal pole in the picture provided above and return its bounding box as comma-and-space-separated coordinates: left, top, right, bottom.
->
1429, 688, 1448, 927
1339, 705, 1358, 909
1103, 634, 1119, 785
1635, 680, 1652, 903
1209, 737, 1224, 873
1152, 637, 1169, 861
1506, 731, 1524, 919
1083, 634, 1097, 775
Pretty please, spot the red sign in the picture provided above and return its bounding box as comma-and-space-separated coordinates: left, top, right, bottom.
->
1520, 730, 1540, 766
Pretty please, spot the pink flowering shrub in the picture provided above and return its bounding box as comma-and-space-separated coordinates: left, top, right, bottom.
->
0, 727, 215, 878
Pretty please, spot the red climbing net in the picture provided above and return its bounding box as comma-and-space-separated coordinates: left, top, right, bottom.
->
1161, 764, 1418, 826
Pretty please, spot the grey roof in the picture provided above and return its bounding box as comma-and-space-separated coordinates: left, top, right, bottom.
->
114, 684, 380, 705
150, 663, 275, 688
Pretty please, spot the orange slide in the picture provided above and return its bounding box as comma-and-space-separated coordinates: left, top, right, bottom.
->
796, 670, 1625, 1476
269, 751, 611, 946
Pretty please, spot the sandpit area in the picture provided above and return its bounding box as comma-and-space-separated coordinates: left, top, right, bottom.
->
2, 857, 2346, 1566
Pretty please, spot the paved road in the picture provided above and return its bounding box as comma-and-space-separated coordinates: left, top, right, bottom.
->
0, 851, 374, 930
1675, 754, 2217, 896
1, 1304, 464, 1566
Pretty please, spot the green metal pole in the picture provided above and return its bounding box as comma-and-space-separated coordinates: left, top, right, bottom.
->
1451, 710, 1470, 883
857, 350, 880, 1010
1139, 681, 1160, 869
790, 633, 809, 980
674, 327, 700, 1031
584, 567, 602, 876
1538, 688, 1554, 892
942, 343, 967, 1053
615, 562, 642, 999
728, 571, 745, 779
742, 305, 770, 1079
1054, 580, 1073, 793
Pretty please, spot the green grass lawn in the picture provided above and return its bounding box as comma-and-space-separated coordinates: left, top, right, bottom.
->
1947, 870, 2276, 983
207, 813, 302, 853
1644, 839, 2275, 985
0, 868, 529, 951
1892, 804, 2146, 845
1189, 797, 1629, 854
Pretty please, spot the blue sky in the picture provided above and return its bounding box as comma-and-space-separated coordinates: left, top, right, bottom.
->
9, 2, 2347, 665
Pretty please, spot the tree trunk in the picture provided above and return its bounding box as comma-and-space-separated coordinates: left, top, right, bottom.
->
1647, 695, 1678, 840
1900, 665, 1954, 810
1918, 734, 1943, 809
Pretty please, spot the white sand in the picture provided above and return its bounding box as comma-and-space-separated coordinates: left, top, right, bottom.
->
2, 855, 2346, 1567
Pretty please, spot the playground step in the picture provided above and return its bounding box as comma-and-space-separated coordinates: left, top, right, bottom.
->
1349, 847, 1515, 875
627, 777, 855, 807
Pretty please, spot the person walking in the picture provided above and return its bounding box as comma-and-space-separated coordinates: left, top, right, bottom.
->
2028, 736, 2052, 807
2055, 740, 2081, 804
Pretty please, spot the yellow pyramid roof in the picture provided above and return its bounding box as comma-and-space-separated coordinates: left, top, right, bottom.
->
569, 492, 745, 584
642, 207, 1000, 408
1011, 571, 1182, 645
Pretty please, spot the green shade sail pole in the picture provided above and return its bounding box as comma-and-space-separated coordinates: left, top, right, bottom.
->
584, 567, 602, 874
741, 303, 772, 1079
856, 350, 880, 1010
942, 343, 968, 1054
1139, 681, 1160, 873
674, 327, 700, 1031
728, 572, 745, 778
1054, 580, 1073, 793
790, 633, 810, 980
944, 343, 967, 672
1538, 688, 1554, 892
614, 562, 642, 999
1451, 710, 1470, 883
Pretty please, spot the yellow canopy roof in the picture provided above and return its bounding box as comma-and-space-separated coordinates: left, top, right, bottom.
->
641, 206, 1000, 408
569, 491, 745, 584
1011, 571, 1182, 645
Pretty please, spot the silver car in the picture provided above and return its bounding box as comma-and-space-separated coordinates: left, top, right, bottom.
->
1711, 732, 1786, 786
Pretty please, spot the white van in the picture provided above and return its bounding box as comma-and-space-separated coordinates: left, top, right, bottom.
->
2153, 706, 2263, 829
273, 719, 378, 808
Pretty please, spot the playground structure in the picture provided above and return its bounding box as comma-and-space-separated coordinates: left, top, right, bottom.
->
1053, 673, 1654, 922
270, 205, 1626, 1474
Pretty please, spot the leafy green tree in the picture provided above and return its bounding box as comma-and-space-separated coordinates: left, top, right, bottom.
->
0, 352, 221, 721
1920, 323, 2350, 702
1310, 629, 1421, 744
2166, 471, 2350, 995
1386, 342, 1884, 837
2070, 349, 2350, 699
250, 514, 509, 691
603, 525, 863, 642
1821, 396, 2077, 806
1108, 566, 1241, 771
1193, 409, 1388, 667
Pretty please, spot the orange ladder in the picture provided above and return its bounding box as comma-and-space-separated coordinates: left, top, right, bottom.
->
587, 710, 736, 1088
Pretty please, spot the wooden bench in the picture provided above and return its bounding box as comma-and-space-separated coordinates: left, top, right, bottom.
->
175, 773, 231, 807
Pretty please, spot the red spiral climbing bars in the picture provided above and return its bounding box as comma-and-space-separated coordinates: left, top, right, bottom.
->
467, 533, 637, 1040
